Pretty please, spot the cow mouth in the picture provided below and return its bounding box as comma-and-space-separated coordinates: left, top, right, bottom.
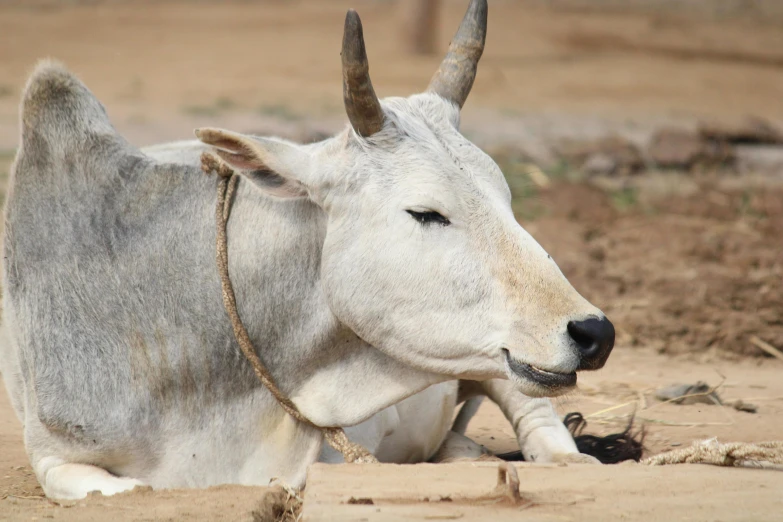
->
502, 349, 577, 389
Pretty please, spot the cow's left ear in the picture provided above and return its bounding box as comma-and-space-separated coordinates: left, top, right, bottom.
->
195, 127, 311, 199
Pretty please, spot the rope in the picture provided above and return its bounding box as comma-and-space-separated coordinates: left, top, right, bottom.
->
642, 438, 783, 470
201, 152, 378, 464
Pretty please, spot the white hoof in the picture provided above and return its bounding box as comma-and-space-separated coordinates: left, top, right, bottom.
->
37, 459, 146, 500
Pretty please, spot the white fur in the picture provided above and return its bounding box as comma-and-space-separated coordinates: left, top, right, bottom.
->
3, 63, 604, 500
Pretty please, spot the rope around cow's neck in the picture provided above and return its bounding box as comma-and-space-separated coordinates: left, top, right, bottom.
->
201, 152, 378, 464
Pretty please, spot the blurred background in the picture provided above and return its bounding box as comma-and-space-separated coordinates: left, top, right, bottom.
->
0, 0, 781, 359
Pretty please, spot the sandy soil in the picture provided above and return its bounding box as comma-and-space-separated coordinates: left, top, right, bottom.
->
303, 461, 783, 521
1, 1, 783, 520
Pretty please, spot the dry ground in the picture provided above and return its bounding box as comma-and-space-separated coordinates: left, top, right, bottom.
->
1, 0, 782, 520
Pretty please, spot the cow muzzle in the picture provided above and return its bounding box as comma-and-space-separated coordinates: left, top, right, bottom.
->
568, 316, 615, 370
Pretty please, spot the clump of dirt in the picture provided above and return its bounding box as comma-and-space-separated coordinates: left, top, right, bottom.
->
523, 177, 783, 358
252, 485, 302, 522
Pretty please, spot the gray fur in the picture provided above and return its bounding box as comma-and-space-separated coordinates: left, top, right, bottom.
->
5, 62, 343, 488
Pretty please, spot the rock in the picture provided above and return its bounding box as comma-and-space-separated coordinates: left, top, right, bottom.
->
582, 153, 617, 175
731, 400, 758, 414
560, 136, 643, 176
734, 144, 783, 174
702, 138, 736, 166
647, 128, 705, 168
654, 382, 722, 405
699, 117, 783, 145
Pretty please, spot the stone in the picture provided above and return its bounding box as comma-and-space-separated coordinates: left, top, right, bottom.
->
735, 144, 783, 174
582, 153, 617, 175
560, 136, 643, 176
647, 128, 705, 168
699, 117, 783, 145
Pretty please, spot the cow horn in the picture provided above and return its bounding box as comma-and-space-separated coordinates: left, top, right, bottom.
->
342, 10, 384, 137
427, 0, 487, 108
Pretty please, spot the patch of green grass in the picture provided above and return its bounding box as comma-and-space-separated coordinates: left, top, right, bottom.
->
739, 189, 767, 219
502, 162, 544, 219
511, 188, 545, 221
256, 104, 301, 121
490, 150, 550, 221
610, 187, 638, 212
214, 97, 237, 111
543, 159, 583, 182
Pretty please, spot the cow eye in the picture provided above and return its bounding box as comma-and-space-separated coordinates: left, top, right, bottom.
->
406, 210, 451, 226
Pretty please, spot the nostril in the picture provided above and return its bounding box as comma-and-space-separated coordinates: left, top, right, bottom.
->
567, 317, 615, 362
567, 320, 600, 358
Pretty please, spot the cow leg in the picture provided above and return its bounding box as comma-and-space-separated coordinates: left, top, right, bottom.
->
451, 396, 484, 435
372, 382, 459, 464
34, 457, 145, 500
457, 379, 599, 464
429, 430, 498, 463
451, 379, 485, 435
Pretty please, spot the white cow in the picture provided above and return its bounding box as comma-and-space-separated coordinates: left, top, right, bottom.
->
0, 0, 614, 500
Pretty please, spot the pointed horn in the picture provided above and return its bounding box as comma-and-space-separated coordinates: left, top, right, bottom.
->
342, 10, 384, 137
427, 0, 487, 108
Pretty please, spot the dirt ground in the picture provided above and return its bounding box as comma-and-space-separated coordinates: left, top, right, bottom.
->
302, 460, 783, 521
531, 179, 783, 358
1, 0, 783, 520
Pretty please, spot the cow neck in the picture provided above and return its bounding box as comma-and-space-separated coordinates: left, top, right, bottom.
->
200, 151, 378, 465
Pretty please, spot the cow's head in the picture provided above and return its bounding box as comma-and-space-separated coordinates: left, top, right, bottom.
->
195, 0, 614, 398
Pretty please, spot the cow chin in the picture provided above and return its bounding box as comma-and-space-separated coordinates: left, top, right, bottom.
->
501, 349, 577, 398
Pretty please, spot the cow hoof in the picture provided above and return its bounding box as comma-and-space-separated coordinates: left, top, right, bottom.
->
38, 461, 147, 500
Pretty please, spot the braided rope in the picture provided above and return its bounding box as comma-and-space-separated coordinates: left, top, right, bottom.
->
642, 438, 783, 470
202, 152, 377, 464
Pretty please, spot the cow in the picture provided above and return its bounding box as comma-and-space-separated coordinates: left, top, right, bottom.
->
0, 0, 615, 500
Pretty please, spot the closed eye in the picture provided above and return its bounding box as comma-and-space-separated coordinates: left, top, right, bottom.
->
406, 209, 451, 226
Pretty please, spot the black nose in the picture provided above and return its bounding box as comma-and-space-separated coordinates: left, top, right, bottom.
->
568, 317, 615, 370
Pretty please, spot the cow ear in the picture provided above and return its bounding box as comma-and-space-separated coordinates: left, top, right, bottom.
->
195, 128, 311, 199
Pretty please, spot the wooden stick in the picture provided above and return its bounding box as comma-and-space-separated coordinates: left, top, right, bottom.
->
750, 335, 783, 362
591, 415, 733, 428
584, 400, 638, 419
